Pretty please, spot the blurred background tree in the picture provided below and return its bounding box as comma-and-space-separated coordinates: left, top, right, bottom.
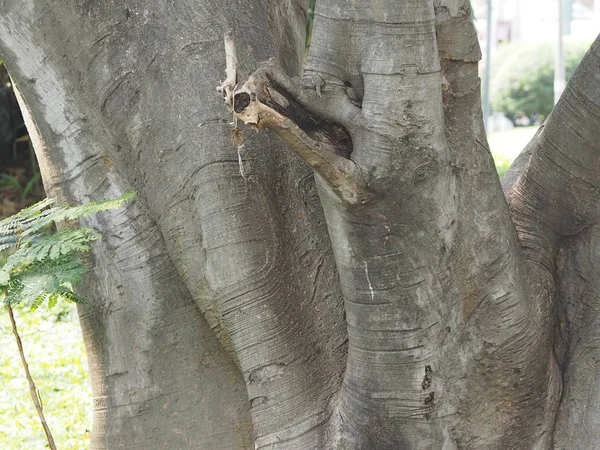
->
491, 39, 589, 121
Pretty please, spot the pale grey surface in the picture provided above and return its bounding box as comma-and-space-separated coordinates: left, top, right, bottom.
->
1, 0, 600, 448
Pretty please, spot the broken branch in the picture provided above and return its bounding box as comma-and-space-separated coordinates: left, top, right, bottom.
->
217, 35, 369, 204
217, 30, 238, 107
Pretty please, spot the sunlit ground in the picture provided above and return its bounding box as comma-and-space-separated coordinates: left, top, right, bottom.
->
488, 125, 539, 177
0, 303, 92, 449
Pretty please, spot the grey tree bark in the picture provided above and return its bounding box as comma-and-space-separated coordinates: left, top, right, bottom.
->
0, 0, 599, 448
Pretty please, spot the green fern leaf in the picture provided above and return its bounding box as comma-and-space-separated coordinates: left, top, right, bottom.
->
0, 192, 134, 244
1, 192, 134, 310
26, 254, 88, 286
47, 293, 58, 309
0, 198, 55, 237
2, 228, 98, 274
22, 192, 135, 237
4, 277, 24, 306
29, 289, 49, 311
4, 254, 88, 308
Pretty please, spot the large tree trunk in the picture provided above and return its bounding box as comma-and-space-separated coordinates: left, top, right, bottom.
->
1, 0, 599, 448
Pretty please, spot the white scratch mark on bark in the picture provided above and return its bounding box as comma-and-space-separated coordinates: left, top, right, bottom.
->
237, 146, 246, 179
364, 262, 374, 301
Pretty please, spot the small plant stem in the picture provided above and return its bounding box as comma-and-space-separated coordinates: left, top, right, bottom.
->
7, 304, 58, 450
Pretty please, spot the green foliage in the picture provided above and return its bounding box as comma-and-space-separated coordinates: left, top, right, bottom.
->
0, 192, 135, 239
0, 192, 134, 310
494, 155, 511, 178
22, 171, 41, 199
304, 0, 316, 61
491, 40, 590, 120
488, 125, 539, 178
0, 173, 22, 192
0, 171, 42, 202
0, 192, 133, 447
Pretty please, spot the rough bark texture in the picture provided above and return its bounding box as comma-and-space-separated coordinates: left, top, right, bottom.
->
1, 0, 600, 448
503, 39, 600, 449
1, 1, 346, 448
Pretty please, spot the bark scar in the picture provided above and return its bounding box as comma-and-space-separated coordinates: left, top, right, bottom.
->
422, 365, 433, 390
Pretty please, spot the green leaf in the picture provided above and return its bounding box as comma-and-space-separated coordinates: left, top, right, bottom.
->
0, 192, 134, 311
22, 191, 136, 237
3, 254, 88, 308
3, 228, 98, 274
0, 198, 55, 237
47, 294, 58, 309
22, 172, 42, 199
0, 191, 135, 241
0, 269, 9, 285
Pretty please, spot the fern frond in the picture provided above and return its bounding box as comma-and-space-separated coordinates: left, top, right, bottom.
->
0, 198, 55, 236
2, 228, 98, 274
3, 254, 87, 308
0, 192, 134, 243
0, 240, 15, 253
0, 192, 134, 311
31, 291, 81, 311
47, 293, 58, 309
3, 277, 24, 306
25, 254, 88, 286
30, 290, 49, 311
22, 191, 135, 237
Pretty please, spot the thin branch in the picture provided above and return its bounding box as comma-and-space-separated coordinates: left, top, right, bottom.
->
217, 30, 238, 107
7, 304, 57, 450
217, 35, 369, 204
237, 96, 367, 203
256, 65, 362, 128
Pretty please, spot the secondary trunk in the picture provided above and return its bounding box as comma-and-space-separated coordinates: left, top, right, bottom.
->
1, 0, 600, 448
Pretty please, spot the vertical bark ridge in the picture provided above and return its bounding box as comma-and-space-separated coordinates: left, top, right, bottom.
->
306, 0, 464, 447
298, 0, 561, 446
553, 226, 600, 449
504, 37, 600, 448
3, 24, 253, 450
435, 2, 561, 448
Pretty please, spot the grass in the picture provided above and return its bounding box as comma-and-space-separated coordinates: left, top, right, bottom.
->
488, 125, 539, 177
0, 303, 92, 449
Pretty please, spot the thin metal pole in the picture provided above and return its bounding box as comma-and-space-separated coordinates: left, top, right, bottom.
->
555, 0, 566, 104
482, 0, 494, 131
482, 0, 493, 130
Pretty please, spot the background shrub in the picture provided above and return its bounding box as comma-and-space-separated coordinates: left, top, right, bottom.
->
491, 40, 590, 121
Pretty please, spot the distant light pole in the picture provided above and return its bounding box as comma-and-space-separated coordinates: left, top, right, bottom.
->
513, 0, 521, 41
554, 0, 566, 104
482, 0, 494, 130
